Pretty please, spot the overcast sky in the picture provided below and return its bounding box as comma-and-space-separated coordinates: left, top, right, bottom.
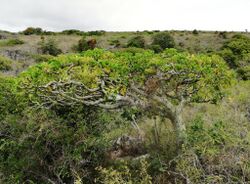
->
0, 0, 249, 32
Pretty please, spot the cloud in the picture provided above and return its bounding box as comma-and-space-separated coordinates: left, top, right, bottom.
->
0, 0, 249, 32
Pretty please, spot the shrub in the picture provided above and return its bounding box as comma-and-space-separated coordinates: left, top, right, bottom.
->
0, 56, 12, 71
22, 27, 43, 35
87, 30, 105, 36
219, 34, 250, 79
38, 38, 62, 56
74, 37, 97, 52
97, 159, 152, 184
147, 44, 162, 53
192, 29, 199, 35
31, 54, 54, 63
151, 32, 175, 51
109, 39, 121, 47
61, 29, 85, 36
127, 36, 145, 48
218, 31, 227, 39
0, 39, 24, 47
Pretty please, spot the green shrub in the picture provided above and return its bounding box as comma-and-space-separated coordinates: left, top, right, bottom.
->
109, 39, 121, 47
97, 159, 152, 184
151, 32, 175, 51
218, 31, 227, 39
192, 29, 199, 35
38, 38, 62, 56
22, 27, 43, 35
74, 37, 97, 52
127, 36, 145, 48
165, 117, 250, 183
147, 44, 162, 53
219, 34, 250, 79
0, 56, 12, 71
61, 29, 85, 35
87, 30, 106, 36
0, 39, 24, 47
32, 54, 54, 63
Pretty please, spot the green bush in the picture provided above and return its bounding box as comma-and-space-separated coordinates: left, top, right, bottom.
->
74, 37, 97, 52
61, 29, 85, 35
22, 27, 43, 35
109, 39, 121, 47
87, 30, 106, 36
192, 29, 199, 35
0, 56, 12, 71
127, 36, 145, 48
151, 32, 175, 51
0, 39, 24, 47
219, 34, 250, 79
147, 44, 162, 53
38, 38, 62, 56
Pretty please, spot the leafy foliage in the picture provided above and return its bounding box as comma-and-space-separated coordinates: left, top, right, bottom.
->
22, 27, 44, 35
151, 32, 175, 51
127, 36, 145, 48
0, 39, 24, 47
38, 38, 62, 56
0, 56, 12, 71
219, 34, 250, 80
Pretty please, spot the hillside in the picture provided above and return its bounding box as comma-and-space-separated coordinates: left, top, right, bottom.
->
0, 30, 249, 74
0, 29, 250, 183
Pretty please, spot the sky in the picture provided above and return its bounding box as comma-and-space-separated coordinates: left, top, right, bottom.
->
0, 0, 249, 32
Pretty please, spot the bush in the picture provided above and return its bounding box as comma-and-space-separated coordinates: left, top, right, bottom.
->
38, 38, 62, 56
61, 29, 85, 36
87, 30, 105, 36
218, 31, 227, 39
0, 56, 12, 71
127, 36, 145, 48
0, 39, 24, 47
74, 37, 97, 52
109, 39, 121, 47
22, 27, 43, 35
219, 34, 250, 79
192, 29, 199, 35
151, 32, 175, 51
147, 44, 162, 53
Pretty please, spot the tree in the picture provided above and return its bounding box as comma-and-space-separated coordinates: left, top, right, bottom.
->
151, 32, 175, 51
20, 49, 234, 145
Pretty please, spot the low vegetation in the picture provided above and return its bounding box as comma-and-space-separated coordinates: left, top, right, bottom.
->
0, 29, 249, 183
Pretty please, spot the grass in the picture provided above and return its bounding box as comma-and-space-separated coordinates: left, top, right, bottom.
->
0, 39, 24, 47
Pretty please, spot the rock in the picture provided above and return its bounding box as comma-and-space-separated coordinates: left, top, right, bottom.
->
2, 50, 28, 61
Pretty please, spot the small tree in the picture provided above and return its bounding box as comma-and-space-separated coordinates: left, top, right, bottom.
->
38, 38, 62, 56
152, 32, 175, 50
127, 36, 145, 48
21, 49, 234, 146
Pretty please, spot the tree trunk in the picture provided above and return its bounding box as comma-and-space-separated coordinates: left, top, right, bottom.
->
172, 111, 187, 146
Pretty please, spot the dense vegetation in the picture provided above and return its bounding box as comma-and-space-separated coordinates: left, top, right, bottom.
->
0, 29, 250, 184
